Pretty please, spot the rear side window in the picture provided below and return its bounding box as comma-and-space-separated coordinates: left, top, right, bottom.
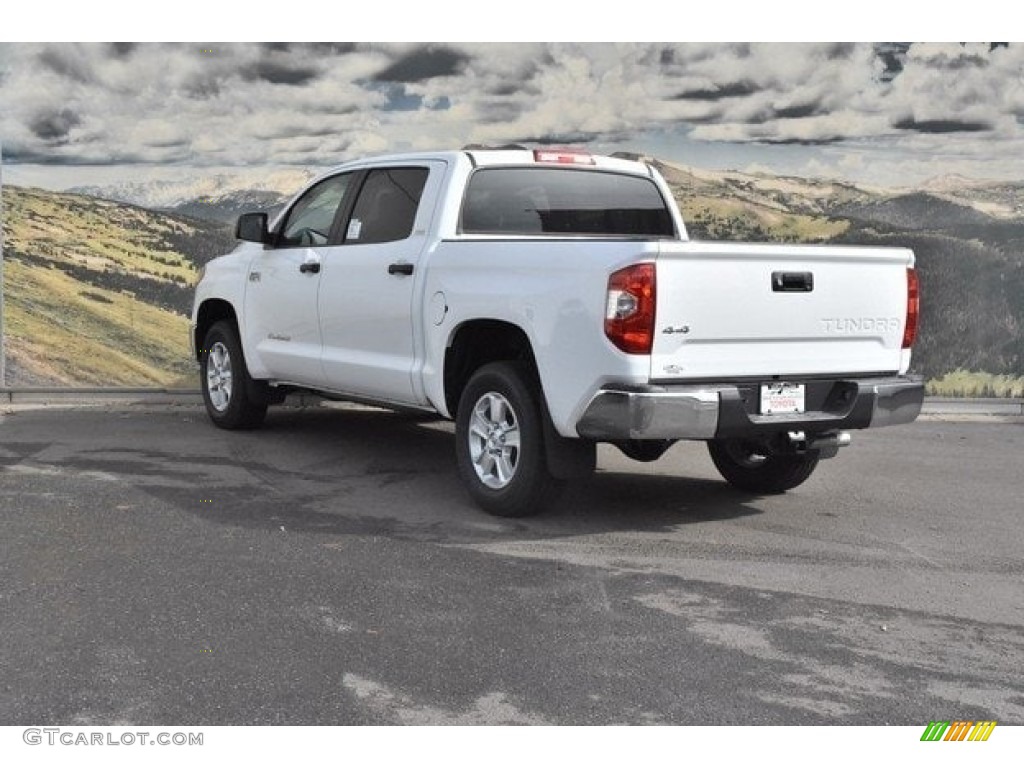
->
461, 168, 675, 237
345, 167, 429, 245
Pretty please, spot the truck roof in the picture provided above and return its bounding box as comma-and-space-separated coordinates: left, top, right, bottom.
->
318, 148, 654, 178
465, 147, 654, 176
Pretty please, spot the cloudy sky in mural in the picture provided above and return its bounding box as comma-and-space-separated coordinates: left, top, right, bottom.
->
1, 42, 1021, 189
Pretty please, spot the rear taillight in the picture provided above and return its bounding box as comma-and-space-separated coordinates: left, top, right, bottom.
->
605, 263, 656, 354
902, 267, 919, 349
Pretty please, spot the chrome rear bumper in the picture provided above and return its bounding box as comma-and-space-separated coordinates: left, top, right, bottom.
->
575, 376, 924, 440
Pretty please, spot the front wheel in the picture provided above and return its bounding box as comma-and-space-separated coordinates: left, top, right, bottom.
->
455, 362, 563, 517
200, 321, 268, 430
707, 438, 819, 494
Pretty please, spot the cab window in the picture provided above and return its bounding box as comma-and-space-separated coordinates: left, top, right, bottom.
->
277, 174, 352, 248
344, 168, 429, 245
461, 167, 674, 237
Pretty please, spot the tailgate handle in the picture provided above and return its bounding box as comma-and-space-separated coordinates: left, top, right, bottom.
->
772, 271, 813, 292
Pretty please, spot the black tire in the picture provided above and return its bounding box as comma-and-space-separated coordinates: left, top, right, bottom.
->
707, 438, 819, 494
455, 362, 564, 517
200, 321, 268, 430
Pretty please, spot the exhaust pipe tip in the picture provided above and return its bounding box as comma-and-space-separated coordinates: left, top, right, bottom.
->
783, 430, 852, 459
802, 430, 852, 459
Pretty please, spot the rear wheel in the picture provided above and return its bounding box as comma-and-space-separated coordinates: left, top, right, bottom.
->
455, 362, 563, 517
200, 321, 268, 430
707, 438, 819, 494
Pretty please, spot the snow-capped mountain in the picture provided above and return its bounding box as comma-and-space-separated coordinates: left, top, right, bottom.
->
165, 189, 294, 225
69, 168, 315, 221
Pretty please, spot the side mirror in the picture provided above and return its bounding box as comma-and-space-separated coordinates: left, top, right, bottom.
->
236, 212, 270, 244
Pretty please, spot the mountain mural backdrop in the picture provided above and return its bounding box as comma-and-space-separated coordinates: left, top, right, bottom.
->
2, 159, 1022, 392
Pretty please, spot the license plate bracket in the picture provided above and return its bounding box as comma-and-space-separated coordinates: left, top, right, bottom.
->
760, 382, 805, 415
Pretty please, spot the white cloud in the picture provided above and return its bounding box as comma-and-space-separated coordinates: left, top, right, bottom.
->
2, 42, 1023, 186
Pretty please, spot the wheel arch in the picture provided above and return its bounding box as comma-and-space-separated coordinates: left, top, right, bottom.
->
194, 298, 239, 361
443, 319, 538, 417
444, 320, 596, 481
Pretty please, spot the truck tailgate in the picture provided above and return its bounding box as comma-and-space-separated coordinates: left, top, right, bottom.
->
651, 241, 914, 381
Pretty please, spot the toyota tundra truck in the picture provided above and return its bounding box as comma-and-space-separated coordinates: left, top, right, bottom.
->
190, 147, 923, 517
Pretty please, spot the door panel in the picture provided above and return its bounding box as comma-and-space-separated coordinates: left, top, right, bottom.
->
245, 246, 328, 383
243, 173, 353, 385
318, 163, 444, 403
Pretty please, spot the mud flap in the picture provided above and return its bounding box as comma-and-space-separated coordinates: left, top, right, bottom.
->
541, 400, 596, 479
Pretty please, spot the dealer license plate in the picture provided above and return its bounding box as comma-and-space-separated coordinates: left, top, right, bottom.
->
760, 383, 805, 415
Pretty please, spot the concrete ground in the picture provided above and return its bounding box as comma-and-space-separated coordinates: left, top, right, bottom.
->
0, 403, 1021, 724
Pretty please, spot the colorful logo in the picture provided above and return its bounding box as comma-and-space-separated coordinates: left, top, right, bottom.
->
920, 721, 997, 742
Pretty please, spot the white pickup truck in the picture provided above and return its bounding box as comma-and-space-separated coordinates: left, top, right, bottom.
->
191, 147, 923, 517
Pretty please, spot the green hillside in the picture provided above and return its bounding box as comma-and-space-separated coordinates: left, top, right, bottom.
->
656, 160, 859, 243
1, 186, 234, 386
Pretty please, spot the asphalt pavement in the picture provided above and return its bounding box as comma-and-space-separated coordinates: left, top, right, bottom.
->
1, 404, 1021, 725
